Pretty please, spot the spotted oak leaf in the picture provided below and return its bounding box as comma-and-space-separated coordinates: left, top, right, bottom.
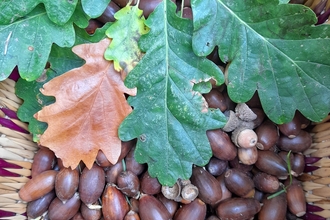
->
104, 3, 148, 76
35, 38, 136, 169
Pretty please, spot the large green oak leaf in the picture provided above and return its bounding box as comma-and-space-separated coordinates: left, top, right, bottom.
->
0, 5, 75, 81
119, 0, 226, 186
191, 0, 330, 124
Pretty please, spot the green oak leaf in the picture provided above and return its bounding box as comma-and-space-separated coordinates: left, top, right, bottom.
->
104, 3, 148, 74
119, 0, 226, 186
16, 24, 111, 142
0, 0, 78, 25
191, 0, 330, 124
0, 5, 75, 81
81, 0, 111, 18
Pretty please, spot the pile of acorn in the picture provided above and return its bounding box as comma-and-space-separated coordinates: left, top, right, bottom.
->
18, 87, 312, 220
18, 0, 315, 219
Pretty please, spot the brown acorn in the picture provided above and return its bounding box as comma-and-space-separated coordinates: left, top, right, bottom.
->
173, 198, 206, 220
97, 1, 120, 23
285, 178, 306, 217
291, 153, 305, 176
231, 127, 258, 148
206, 129, 237, 161
255, 150, 288, 179
255, 119, 279, 150
48, 192, 81, 220
31, 148, 55, 178
55, 167, 79, 203
157, 193, 179, 217
215, 198, 261, 220
203, 88, 227, 112
229, 156, 253, 172
26, 190, 56, 218
238, 146, 258, 165
117, 170, 140, 198
125, 146, 146, 176
138, 0, 163, 18
253, 172, 280, 194
205, 157, 228, 176
79, 163, 106, 206
224, 168, 255, 198
105, 161, 123, 184
206, 216, 220, 220
140, 170, 162, 195
138, 194, 172, 220
96, 150, 112, 168
278, 114, 302, 138
161, 181, 181, 201
102, 184, 130, 220
80, 201, 102, 220
19, 170, 58, 202
124, 210, 141, 220
190, 166, 222, 206
258, 192, 287, 220
181, 183, 199, 202
277, 130, 312, 153
216, 173, 232, 202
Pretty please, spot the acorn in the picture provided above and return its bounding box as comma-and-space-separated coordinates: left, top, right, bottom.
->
72, 212, 84, 220
96, 150, 112, 168
216, 173, 232, 202
224, 168, 255, 198
105, 161, 123, 184
203, 88, 228, 112
140, 170, 162, 195
258, 192, 287, 220
125, 146, 146, 176
278, 113, 302, 138
117, 170, 140, 198
31, 148, 55, 178
102, 184, 130, 220
253, 172, 280, 194
285, 178, 306, 217
26, 190, 56, 219
255, 119, 279, 150
157, 193, 179, 217
238, 146, 258, 165
291, 153, 305, 176
173, 198, 206, 220
48, 192, 81, 220
229, 156, 253, 173
255, 150, 288, 179
138, 194, 172, 220
277, 130, 312, 153
231, 127, 258, 148
215, 198, 261, 220
19, 170, 58, 202
190, 166, 222, 206
124, 210, 141, 220
206, 129, 237, 161
97, 1, 120, 23
205, 157, 228, 176
206, 216, 220, 220
80, 201, 102, 220
79, 163, 106, 207
55, 167, 79, 203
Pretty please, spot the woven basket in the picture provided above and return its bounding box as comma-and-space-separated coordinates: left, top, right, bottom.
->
0, 78, 38, 219
299, 116, 330, 220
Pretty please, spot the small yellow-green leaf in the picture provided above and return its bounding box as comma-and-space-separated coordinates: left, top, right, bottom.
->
104, 3, 149, 75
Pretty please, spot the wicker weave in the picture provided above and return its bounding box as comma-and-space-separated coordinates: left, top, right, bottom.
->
300, 115, 330, 219
0, 78, 38, 220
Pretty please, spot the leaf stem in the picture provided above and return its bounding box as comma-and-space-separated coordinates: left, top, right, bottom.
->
180, 0, 184, 18
122, 158, 127, 171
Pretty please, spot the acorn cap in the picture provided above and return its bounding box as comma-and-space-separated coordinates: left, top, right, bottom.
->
222, 110, 240, 132
235, 103, 257, 121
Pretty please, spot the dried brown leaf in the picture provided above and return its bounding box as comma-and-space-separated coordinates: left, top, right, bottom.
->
35, 38, 136, 169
